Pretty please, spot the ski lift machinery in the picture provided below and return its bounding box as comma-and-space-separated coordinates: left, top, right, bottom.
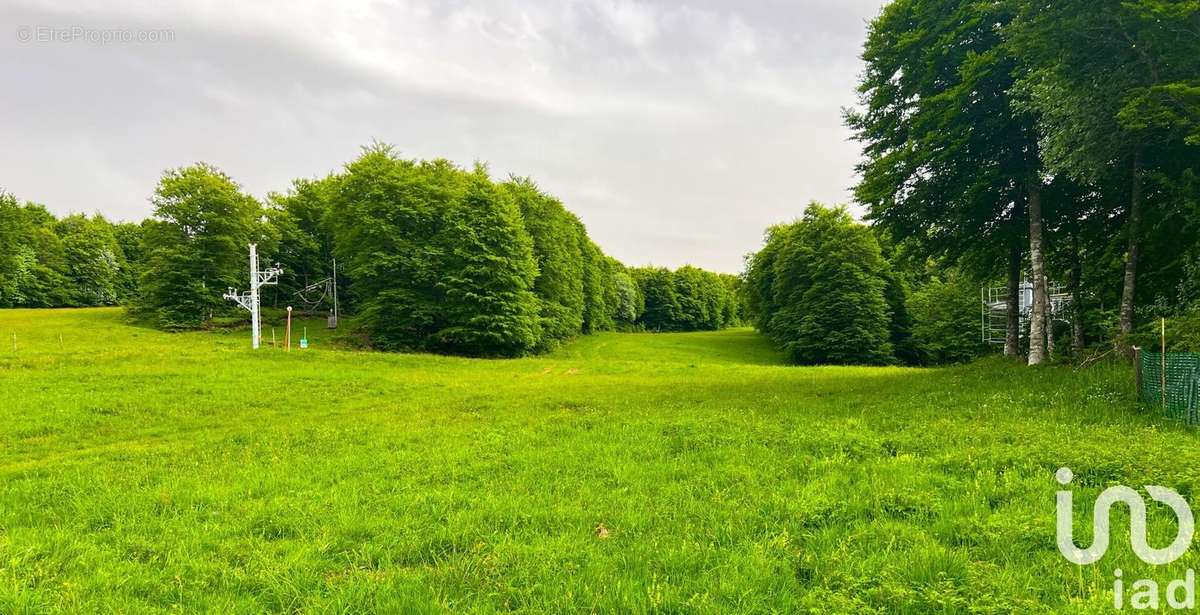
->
294, 257, 339, 329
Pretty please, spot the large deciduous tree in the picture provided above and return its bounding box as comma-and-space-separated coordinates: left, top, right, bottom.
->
745, 204, 894, 365
849, 0, 1050, 363
56, 214, 125, 306
505, 178, 586, 348
1011, 0, 1200, 353
330, 146, 541, 356
134, 163, 264, 329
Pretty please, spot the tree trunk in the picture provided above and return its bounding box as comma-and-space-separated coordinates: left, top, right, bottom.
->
1070, 235, 1085, 352
1118, 150, 1144, 357
1005, 244, 1022, 358
1028, 181, 1048, 366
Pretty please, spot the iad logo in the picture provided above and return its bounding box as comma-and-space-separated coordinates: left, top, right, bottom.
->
1056, 467, 1194, 565
1056, 467, 1197, 610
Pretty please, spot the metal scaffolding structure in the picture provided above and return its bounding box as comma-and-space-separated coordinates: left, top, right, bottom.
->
981, 280, 1071, 345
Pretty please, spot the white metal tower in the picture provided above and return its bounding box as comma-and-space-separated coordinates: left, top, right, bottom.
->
223, 243, 283, 349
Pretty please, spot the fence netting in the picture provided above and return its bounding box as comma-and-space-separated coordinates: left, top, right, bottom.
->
1139, 351, 1200, 425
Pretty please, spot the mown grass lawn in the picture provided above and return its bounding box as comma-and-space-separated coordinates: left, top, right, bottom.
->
0, 308, 1196, 613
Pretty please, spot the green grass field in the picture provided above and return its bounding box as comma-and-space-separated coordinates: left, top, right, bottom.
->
1, 308, 1197, 613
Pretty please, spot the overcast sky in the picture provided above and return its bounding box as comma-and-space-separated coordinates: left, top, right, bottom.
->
2, 0, 886, 273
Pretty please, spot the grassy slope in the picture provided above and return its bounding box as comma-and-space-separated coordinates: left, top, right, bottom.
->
0, 308, 1196, 613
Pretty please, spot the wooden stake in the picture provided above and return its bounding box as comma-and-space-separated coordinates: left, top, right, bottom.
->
1134, 346, 1143, 400
271, 327, 276, 348
1162, 317, 1167, 410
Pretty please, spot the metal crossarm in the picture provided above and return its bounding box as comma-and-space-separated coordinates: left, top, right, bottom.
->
222, 243, 282, 349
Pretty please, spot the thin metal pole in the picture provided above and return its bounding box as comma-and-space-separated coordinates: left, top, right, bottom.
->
250, 243, 261, 350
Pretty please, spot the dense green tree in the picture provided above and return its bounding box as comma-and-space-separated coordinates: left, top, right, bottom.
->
743, 224, 791, 333
134, 163, 264, 329
579, 233, 615, 334
12, 204, 72, 308
672, 266, 715, 330
433, 167, 541, 356
331, 148, 458, 351
56, 214, 125, 306
331, 147, 541, 356
1011, 0, 1200, 350
629, 265, 737, 332
745, 204, 893, 365
112, 221, 145, 302
611, 265, 642, 326
718, 273, 742, 328
0, 192, 22, 306
908, 274, 987, 364
881, 268, 919, 365
504, 178, 585, 348
849, 0, 1048, 363
633, 267, 680, 331
265, 176, 338, 308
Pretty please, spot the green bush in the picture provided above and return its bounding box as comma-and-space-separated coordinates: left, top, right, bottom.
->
1130, 310, 1200, 353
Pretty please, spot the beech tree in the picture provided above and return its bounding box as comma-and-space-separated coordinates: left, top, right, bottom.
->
433, 167, 541, 356
849, 0, 1050, 363
266, 176, 338, 303
505, 178, 586, 348
56, 214, 125, 306
0, 192, 21, 306
330, 148, 543, 356
134, 163, 264, 329
745, 204, 893, 365
1011, 0, 1200, 352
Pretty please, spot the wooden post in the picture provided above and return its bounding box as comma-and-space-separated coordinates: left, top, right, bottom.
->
1162, 317, 1167, 411
286, 307, 293, 352
1134, 346, 1143, 401
271, 327, 276, 348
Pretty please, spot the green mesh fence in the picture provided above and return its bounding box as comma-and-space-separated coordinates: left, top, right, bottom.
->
1139, 351, 1200, 425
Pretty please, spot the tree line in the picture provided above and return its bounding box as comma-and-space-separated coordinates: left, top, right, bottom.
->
0, 193, 142, 308
0, 144, 743, 356
743, 203, 984, 366
841, 0, 1200, 364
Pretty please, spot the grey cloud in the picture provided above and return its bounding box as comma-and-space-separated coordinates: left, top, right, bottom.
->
1, 0, 887, 273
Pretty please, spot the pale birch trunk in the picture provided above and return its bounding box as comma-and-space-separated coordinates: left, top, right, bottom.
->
1119, 150, 1143, 357
1028, 181, 1048, 366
